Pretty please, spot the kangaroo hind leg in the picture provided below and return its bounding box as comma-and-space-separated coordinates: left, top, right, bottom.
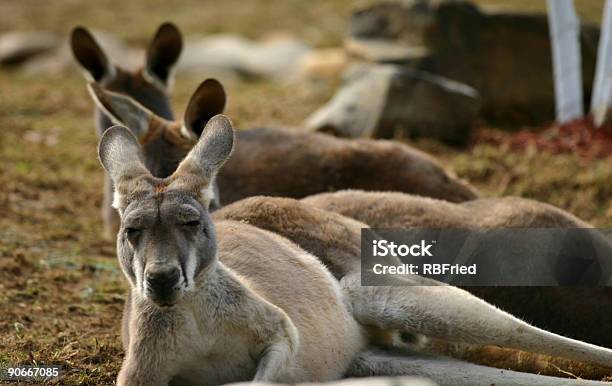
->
341, 272, 612, 368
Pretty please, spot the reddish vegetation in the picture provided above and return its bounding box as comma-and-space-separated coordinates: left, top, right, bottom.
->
475, 117, 612, 158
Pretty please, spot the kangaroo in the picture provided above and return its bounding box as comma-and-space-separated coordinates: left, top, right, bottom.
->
71, 23, 186, 238
88, 75, 612, 376
302, 190, 594, 229
101, 120, 611, 386
213, 196, 612, 375
302, 190, 612, 348
72, 23, 478, 238
99, 117, 367, 385
85, 77, 478, 236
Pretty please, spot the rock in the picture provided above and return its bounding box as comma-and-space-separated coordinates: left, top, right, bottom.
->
349, 0, 434, 46
305, 64, 480, 145
419, 1, 598, 124
179, 34, 250, 73
178, 34, 311, 80
293, 48, 349, 80
345, 37, 429, 63
13, 30, 311, 81
0, 31, 59, 66
347, 0, 599, 124
305, 64, 390, 138
21, 44, 74, 76
23, 30, 141, 76
346, 1, 432, 63
242, 36, 311, 79
228, 376, 437, 386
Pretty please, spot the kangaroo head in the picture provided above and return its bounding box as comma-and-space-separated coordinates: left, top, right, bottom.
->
71, 23, 182, 130
88, 78, 227, 208
98, 115, 234, 307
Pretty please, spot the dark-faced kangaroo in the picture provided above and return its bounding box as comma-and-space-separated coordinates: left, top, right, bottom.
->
71, 23, 185, 238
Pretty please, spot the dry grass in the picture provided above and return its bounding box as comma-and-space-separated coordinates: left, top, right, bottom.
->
0, 0, 611, 384
0, 0, 354, 47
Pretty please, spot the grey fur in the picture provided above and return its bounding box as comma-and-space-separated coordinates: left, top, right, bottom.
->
100, 120, 365, 386
214, 196, 612, 373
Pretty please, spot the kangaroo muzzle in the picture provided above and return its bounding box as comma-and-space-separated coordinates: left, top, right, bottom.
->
145, 265, 181, 306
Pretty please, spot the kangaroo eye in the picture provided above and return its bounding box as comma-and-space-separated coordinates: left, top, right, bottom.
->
125, 227, 140, 236
125, 227, 141, 244
182, 221, 200, 228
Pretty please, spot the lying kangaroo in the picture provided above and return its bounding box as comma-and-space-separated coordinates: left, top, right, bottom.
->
76, 25, 479, 238
101, 119, 611, 386
302, 190, 612, 348
99, 117, 367, 385
87, 78, 478, 203
71, 23, 187, 238
213, 196, 612, 374
89, 77, 612, 377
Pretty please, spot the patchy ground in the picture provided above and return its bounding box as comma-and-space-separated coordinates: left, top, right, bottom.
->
0, 0, 611, 384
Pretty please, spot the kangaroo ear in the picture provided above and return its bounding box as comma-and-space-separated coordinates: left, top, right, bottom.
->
170, 115, 234, 203
184, 79, 227, 137
144, 22, 182, 86
88, 83, 195, 146
98, 126, 153, 210
87, 82, 162, 140
71, 27, 115, 82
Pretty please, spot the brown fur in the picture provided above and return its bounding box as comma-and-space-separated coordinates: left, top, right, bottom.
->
78, 23, 479, 239
214, 195, 612, 378
302, 190, 612, 348
217, 128, 479, 205
302, 190, 591, 229
86, 78, 480, 237
213, 196, 367, 279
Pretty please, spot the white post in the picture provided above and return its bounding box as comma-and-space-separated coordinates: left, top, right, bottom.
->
591, 0, 612, 126
547, 0, 584, 123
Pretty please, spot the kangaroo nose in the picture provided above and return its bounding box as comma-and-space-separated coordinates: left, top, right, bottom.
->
146, 266, 180, 293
